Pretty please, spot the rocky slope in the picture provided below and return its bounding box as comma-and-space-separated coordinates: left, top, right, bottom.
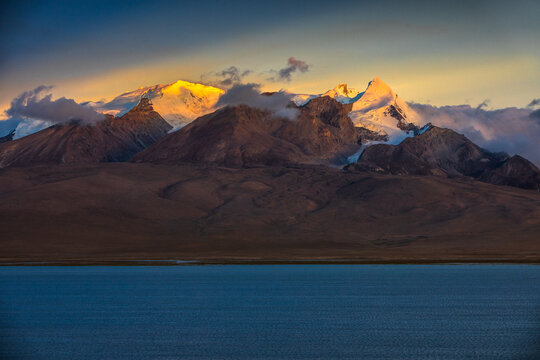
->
133, 96, 377, 166
348, 126, 540, 190
0, 98, 171, 167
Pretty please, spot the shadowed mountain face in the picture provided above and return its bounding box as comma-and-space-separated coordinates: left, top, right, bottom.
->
480, 155, 540, 190
348, 126, 540, 190
134, 105, 309, 167
133, 96, 376, 167
0, 99, 172, 167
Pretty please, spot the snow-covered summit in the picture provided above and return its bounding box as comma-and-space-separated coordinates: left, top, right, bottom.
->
291, 83, 361, 106
321, 83, 362, 104
8, 77, 419, 144
92, 80, 224, 128
292, 78, 420, 144
349, 78, 420, 143
352, 77, 396, 111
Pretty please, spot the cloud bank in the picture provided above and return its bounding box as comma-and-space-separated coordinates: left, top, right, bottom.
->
2, 86, 105, 138
217, 83, 298, 120
6, 86, 105, 125
410, 103, 540, 166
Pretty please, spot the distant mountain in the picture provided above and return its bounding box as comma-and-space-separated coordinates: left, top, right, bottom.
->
293, 78, 421, 143
5, 78, 424, 143
2, 77, 538, 190
347, 126, 540, 190
0, 98, 171, 167
320, 83, 362, 104
133, 96, 377, 167
88, 80, 224, 128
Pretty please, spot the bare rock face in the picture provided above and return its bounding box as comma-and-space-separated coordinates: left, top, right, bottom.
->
480, 155, 540, 190
133, 96, 364, 167
348, 126, 540, 190
274, 96, 361, 161
0, 98, 172, 167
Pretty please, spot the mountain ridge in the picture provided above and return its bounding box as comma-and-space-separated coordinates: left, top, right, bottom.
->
347, 125, 540, 190
0, 98, 171, 167
132, 96, 374, 167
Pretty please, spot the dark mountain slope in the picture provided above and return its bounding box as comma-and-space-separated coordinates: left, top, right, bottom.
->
133, 105, 308, 167
0, 98, 171, 167
133, 96, 371, 166
348, 126, 540, 190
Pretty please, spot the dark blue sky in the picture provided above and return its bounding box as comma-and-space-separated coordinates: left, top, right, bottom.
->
1, 0, 538, 108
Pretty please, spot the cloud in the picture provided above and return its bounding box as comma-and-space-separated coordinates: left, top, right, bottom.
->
216, 83, 298, 120
201, 66, 251, 88
5, 86, 105, 125
529, 109, 540, 120
410, 103, 540, 166
527, 98, 540, 108
270, 57, 310, 82
475, 99, 490, 111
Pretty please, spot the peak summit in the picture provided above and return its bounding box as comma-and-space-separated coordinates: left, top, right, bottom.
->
161, 80, 224, 98
364, 77, 394, 97
94, 80, 225, 128
322, 83, 361, 104
132, 97, 154, 112
352, 77, 398, 111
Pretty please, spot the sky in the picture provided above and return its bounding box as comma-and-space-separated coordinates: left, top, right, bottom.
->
1, 0, 539, 112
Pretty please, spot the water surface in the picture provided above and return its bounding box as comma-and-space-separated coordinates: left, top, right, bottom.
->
1, 265, 539, 359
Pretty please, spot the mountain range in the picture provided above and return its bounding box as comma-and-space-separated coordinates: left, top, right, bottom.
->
1, 78, 538, 189
0, 78, 538, 263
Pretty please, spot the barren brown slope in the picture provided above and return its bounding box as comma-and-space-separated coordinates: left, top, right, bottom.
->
0, 98, 172, 167
133, 97, 375, 167
0, 163, 539, 263
133, 105, 309, 167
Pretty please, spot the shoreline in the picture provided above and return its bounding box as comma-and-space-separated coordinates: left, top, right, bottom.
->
2, 258, 540, 266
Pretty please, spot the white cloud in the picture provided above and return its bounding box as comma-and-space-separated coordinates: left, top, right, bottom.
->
410, 103, 540, 166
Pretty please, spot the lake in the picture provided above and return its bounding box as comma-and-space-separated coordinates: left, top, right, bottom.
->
1, 265, 539, 359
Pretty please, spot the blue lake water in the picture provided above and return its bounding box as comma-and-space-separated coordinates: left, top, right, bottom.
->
1, 265, 539, 359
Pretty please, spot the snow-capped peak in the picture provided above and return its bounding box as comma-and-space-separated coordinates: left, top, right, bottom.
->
352, 77, 396, 111
92, 80, 225, 128
291, 83, 362, 106
348, 78, 421, 144
321, 83, 362, 104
